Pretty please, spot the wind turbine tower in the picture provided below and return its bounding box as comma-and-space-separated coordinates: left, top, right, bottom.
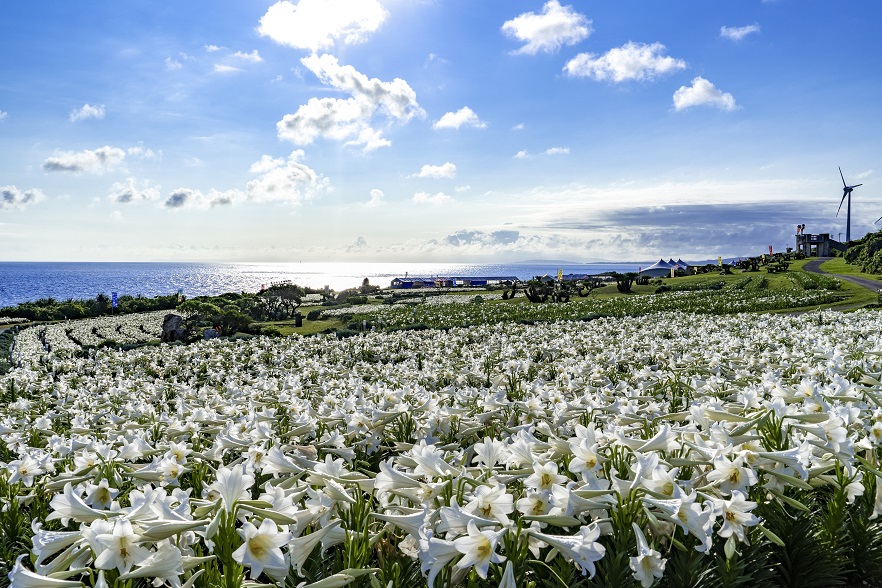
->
837, 167, 862, 243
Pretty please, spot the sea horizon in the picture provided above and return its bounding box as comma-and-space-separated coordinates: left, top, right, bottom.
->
0, 259, 670, 308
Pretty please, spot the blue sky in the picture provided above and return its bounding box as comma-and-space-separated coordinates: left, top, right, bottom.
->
1, 0, 880, 262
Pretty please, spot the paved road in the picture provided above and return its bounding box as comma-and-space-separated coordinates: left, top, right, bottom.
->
804, 257, 882, 294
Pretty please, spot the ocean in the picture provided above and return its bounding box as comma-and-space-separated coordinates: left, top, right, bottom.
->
0, 261, 650, 308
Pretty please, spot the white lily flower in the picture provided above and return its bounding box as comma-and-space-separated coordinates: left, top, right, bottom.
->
437, 498, 499, 537
7, 454, 44, 487
45, 483, 107, 526
706, 453, 758, 496
472, 437, 508, 468
714, 489, 760, 543
30, 527, 83, 567
94, 518, 152, 575
418, 527, 460, 588
119, 543, 185, 588
453, 520, 506, 580
208, 464, 254, 513
7, 554, 84, 588
525, 460, 568, 492
527, 524, 606, 577
84, 479, 120, 510
462, 484, 514, 525
629, 523, 666, 588
289, 520, 341, 577
232, 518, 292, 581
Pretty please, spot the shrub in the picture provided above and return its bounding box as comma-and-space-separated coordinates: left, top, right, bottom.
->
306, 310, 322, 321
261, 326, 283, 337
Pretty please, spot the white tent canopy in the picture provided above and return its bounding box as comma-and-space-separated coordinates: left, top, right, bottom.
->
639, 259, 674, 278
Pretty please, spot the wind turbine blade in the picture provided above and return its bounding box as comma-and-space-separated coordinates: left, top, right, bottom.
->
840, 166, 847, 187
854, 183, 863, 188
876, 215, 882, 224
836, 192, 847, 216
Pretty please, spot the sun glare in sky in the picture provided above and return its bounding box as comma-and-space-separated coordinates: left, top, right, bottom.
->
1, 0, 880, 262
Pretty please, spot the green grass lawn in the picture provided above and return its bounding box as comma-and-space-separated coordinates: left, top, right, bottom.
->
250, 259, 882, 336
819, 257, 882, 280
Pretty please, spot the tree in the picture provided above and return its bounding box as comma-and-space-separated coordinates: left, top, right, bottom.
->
520, 277, 577, 303
359, 278, 379, 295
91, 293, 110, 316
613, 272, 638, 293
255, 283, 304, 320
178, 300, 223, 339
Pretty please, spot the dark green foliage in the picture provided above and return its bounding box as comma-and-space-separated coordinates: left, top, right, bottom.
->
0, 329, 14, 375
708, 539, 775, 588
0, 479, 32, 580
260, 325, 283, 337
760, 498, 849, 587
612, 272, 639, 293
844, 476, 882, 584
0, 293, 180, 321
660, 544, 714, 588
845, 229, 882, 273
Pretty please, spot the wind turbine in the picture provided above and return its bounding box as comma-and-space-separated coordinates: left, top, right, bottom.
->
836, 166, 862, 242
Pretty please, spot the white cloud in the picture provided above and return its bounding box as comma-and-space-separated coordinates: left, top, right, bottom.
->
204, 44, 223, 53
455, 185, 471, 193
720, 23, 760, 41
416, 162, 456, 179
512, 123, 525, 131
673, 77, 738, 111
564, 41, 686, 82
69, 103, 105, 123
165, 57, 183, 71
1, 185, 44, 211
277, 54, 423, 152
42, 146, 126, 174
110, 210, 122, 223
502, 0, 592, 55
163, 188, 242, 209
233, 50, 263, 63
108, 177, 161, 204
433, 106, 486, 130
856, 169, 874, 180
366, 188, 384, 207
258, 0, 388, 52
127, 146, 160, 160
0, 110, 7, 121
443, 229, 521, 248
347, 236, 369, 252
249, 154, 286, 175
245, 149, 329, 205
413, 191, 453, 205
214, 64, 240, 74
156, 151, 327, 211
515, 147, 569, 158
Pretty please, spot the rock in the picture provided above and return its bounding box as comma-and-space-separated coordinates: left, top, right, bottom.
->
161, 314, 185, 342
203, 328, 218, 340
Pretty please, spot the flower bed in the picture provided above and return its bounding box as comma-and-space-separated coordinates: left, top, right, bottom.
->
325, 287, 842, 329
2, 310, 882, 587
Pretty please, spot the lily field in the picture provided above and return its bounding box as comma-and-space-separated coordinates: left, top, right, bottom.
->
4, 274, 882, 587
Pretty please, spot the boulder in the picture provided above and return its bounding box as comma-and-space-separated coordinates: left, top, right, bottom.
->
161, 314, 185, 342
